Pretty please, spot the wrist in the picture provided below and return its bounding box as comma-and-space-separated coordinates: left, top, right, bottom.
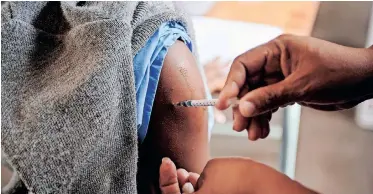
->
367, 48, 373, 75
362, 48, 373, 94
347, 48, 373, 98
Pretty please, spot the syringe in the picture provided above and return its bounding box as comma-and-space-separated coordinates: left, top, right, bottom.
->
174, 98, 239, 107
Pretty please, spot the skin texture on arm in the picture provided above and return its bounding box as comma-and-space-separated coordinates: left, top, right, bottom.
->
137, 40, 210, 193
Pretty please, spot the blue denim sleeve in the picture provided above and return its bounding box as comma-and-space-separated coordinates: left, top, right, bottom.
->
133, 22, 214, 143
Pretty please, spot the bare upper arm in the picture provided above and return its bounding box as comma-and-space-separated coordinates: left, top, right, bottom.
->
150, 40, 209, 170
137, 40, 209, 193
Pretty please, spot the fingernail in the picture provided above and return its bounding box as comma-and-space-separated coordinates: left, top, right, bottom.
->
216, 98, 228, 110
233, 122, 239, 132
250, 129, 258, 141
240, 101, 255, 117
216, 98, 221, 106
248, 129, 254, 141
162, 157, 171, 164
182, 182, 195, 193
231, 81, 237, 89
231, 81, 239, 94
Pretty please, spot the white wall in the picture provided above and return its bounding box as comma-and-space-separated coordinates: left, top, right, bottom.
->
366, 4, 373, 46
355, 4, 373, 131
174, 2, 216, 16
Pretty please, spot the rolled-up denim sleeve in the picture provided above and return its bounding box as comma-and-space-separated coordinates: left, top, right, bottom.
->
133, 21, 214, 143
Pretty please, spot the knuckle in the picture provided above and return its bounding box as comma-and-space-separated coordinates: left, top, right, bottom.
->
293, 83, 310, 100
273, 34, 292, 49
276, 34, 292, 41
232, 57, 242, 67
295, 89, 307, 99
263, 89, 281, 108
160, 184, 179, 194
287, 75, 310, 100
231, 57, 246, 73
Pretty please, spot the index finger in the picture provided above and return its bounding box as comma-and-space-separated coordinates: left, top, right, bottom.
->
216, 45, 270, 110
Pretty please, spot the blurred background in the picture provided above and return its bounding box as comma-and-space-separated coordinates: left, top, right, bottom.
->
174, 1, 373, 194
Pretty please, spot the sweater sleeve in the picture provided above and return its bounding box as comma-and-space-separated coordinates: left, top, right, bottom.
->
2, 2, 138, 193
131, 2, 198, 56
1, 2, 198, 194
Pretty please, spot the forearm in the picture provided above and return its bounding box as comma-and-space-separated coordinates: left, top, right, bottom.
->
360, 47, 373, 97
334, 46, 373, 100
242, 159, 318, 194
365, 45, 373, 73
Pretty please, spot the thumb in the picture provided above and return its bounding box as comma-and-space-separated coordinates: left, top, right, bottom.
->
159, 158, 181, 194
239, 80, 294, 117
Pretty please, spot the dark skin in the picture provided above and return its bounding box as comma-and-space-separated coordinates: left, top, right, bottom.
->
158, 34, 373, 194
217, 34, 373, 140
159, 157, 317, 194
137, 40, 209, 194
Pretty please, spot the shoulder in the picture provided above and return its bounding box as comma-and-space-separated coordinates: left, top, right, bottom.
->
131, 2, 193, 54
157, 40, 206, 103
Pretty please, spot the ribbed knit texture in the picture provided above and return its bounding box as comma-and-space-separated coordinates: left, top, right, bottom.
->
1, 2, 194, 193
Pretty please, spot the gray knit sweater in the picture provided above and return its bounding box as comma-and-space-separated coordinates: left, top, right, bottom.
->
1, 2, 194, 193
